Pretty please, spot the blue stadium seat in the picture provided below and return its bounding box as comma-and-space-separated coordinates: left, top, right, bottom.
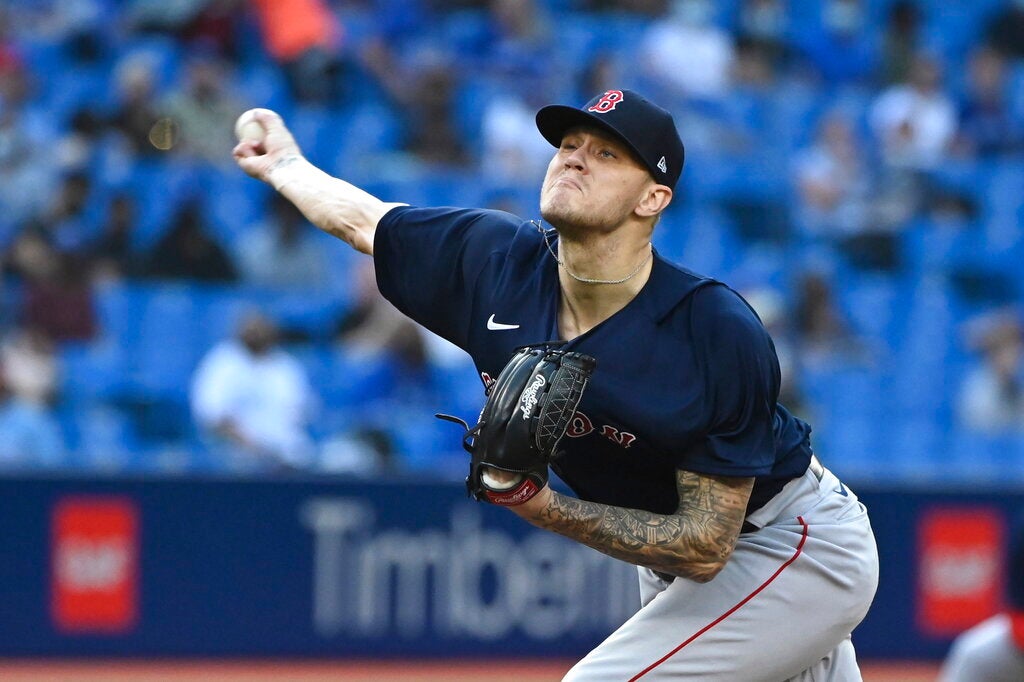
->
316, 347, 402, 413
922, 0, 1004, 60
429, 355, 486, 426
841, 274, 901, 347
385, 402, 467, 480
128, 285, 204, 400
660, 204, 742, 280
61, 403, 140, 472
801, 360, 885, 478
59, 341, 129, 403
200, 171, 263, 245
127, 159, 200, 249
236, 62, 290, 114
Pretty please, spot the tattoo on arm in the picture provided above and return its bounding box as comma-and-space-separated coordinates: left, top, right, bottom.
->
532, 471, 753, 582
266, 154, 304, 194
268, 154, 301, 175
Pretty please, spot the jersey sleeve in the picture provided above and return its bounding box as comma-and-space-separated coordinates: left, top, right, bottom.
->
373, 206, 520, 349
678, 285, 782, 477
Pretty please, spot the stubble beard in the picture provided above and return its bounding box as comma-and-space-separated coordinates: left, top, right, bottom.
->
540, 190, 624, 243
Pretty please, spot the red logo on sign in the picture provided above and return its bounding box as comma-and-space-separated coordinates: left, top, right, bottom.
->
587, 90, 624, 113
51, 497, 139, 633
916, 507, 1004, 636
1012, 612, 1024, 649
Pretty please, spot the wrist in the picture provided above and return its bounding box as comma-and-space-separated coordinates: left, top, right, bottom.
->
267, 154, 306, 192
511, 484, 554, 520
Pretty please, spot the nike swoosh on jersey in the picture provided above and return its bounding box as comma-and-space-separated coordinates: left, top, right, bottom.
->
487, 314, 520, 331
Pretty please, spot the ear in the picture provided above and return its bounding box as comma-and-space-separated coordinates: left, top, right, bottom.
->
635, 183, 673, 218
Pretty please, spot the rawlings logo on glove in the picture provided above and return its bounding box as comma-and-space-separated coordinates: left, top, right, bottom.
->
437, 345, 597, 506
519, 373, 546, 419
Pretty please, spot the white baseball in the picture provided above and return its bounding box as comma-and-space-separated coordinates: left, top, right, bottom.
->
481, 468, 521, 490
234, 109, 266, 143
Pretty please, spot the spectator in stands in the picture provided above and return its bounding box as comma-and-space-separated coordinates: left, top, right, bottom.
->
33, 0, 106, 50
869, 53, 957, 171
984, 0, 1024, 60
0, 7, 30, 106
911, 190, 980, 280
316, 256, 438, 476
141, 200, 237, 282
577, 52, 621, 103
178, 0, 244, 60
0, 13, 43, 229
483, 0, 553, 61
638, 0, 734, 102
6, 231, 97, 342
0, 327, 65, 469
29, 171, 95, 254
480, 90, 553, 184
249, 0, 346, 104
793, 270, 862, 363
792, 110, 871, 239
109, 52, 163, 158
361, 43, 470, 166
235, 192, 329, 289
579, 0, 665, 13
90, 192, 144, 281
0, 326, 58, 406
714, 36, 783, 166
735, 0, 790, 71
55, 107, 104, 173
335, 259, 428, 373
798, 0, 876, 86
191, 310, 316, 471
480, 68, 558, 186
0, 107, 56, 232
126, 0, 217, 38
956, 45, 1024, 158
161, 52, 241, 164
957, 311, 1024, 435
742, 286, 806, 417
732, 35, 779, 91
878, 1, 922, 86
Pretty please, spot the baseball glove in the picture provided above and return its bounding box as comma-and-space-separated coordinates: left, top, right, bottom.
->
437, 345, 596, 506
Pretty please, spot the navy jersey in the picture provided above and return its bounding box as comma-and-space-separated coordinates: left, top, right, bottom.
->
374, 206, 812, 516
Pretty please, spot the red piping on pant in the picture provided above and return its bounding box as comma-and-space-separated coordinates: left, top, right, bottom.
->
630, 516, 810, 681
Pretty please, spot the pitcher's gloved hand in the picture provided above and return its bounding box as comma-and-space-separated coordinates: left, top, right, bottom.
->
437, 345, 596, 505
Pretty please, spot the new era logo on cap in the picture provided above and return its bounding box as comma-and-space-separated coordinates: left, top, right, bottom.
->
536, 89, 686, 189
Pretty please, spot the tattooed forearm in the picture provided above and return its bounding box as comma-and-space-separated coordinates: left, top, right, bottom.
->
530, 471, 753, 582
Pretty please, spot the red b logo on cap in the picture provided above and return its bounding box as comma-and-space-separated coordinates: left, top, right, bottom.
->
588, 90, 624, 113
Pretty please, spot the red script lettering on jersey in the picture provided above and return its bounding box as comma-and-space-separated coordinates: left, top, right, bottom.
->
565, 410, 636, 449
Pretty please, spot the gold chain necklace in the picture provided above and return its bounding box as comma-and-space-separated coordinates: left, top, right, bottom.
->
533, 221, 652, 285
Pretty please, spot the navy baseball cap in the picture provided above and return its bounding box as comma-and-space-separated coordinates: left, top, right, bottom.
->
536, 89, 685, 189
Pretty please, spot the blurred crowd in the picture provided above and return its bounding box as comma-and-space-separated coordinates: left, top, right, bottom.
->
0, 0, 1022, 481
